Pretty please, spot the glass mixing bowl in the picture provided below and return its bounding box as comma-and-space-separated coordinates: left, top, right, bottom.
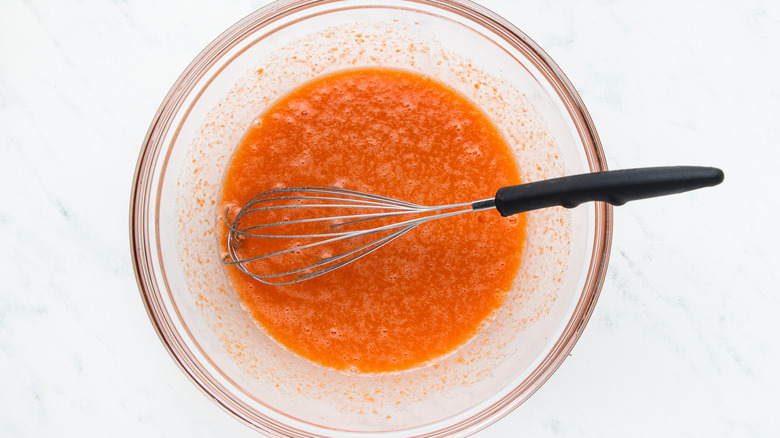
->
130, 0, 612, 436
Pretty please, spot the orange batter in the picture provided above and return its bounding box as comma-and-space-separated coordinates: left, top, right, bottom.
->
219, 68, 525, 372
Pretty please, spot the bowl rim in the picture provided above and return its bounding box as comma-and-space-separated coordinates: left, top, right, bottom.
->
130, 0, 613, 436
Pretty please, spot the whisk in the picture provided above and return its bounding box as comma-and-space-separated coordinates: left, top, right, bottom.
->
222, 166, 723, 285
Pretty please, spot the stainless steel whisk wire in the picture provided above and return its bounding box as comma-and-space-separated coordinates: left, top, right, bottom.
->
223, 187, 495, 285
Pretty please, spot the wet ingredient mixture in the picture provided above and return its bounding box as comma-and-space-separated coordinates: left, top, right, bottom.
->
219, 68, 526, 372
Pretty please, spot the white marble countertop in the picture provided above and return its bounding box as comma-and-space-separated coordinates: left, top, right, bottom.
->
1, 0, 778, 436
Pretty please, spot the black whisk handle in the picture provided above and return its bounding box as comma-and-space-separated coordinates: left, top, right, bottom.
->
493, 166, 724, 217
